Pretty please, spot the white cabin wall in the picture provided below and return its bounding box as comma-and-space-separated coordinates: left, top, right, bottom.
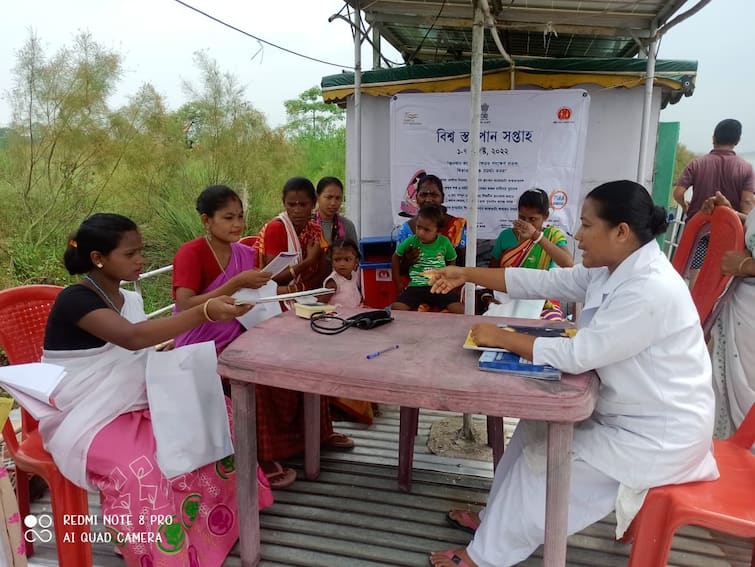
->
345, 94, 393, 237
580, 84, 662, 196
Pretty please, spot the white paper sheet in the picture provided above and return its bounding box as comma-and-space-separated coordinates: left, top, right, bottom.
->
0, 363, 67, 419
261, 251, 299, 277
483, 292, 545, 319
0, 363, 66, 402
233, 281, 283, 329
233, 287, 332, 305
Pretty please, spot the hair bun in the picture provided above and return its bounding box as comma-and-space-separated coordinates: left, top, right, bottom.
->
649, 205, 669, 236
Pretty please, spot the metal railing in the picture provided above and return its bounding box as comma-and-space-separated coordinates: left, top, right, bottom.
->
122, 264, 174, 319
663, 204, 685, 261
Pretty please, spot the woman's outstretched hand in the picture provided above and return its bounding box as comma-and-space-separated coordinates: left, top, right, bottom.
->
207, 296, 253, 321
429, 266, 467, 293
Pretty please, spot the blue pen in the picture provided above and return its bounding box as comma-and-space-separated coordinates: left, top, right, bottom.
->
366, 345, 400, 360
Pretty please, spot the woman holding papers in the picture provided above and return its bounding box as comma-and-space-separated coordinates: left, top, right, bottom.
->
172, 185, 273, 351
427, 180, 718, 567
174, 185, 353, 489
255, 176, 330, 290
41, 213, 273, 567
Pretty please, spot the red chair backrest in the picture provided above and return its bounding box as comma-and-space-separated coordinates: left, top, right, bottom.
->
0, 285, 63, 439
239, 235, 259, 248
729, 403, 755, 450
671, 207, 744, 332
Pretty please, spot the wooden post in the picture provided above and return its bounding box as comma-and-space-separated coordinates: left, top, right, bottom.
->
460, 0, 486, 441
231, 381, 260, 567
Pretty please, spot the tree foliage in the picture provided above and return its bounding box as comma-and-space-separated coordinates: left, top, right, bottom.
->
673, 143, 698, 185
0, 34, 346, 294
283, 86, 346, 185
284, 85, 345, 139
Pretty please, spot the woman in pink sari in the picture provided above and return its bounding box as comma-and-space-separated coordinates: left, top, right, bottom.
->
172, 185, 273, 352
173, 185, 353, 489
41, 213, 273, 567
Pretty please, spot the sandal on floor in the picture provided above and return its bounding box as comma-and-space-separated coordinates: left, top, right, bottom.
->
428, 549, 474, 567
446, 509, 480, 534
323, 432, 355, 451
265, 462, 297, 489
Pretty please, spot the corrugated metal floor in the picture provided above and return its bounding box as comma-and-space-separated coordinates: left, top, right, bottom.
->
28, 407, 751, 566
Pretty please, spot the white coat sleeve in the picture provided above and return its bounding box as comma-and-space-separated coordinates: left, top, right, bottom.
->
532, 280, 664, 374
504, 264, 593, 303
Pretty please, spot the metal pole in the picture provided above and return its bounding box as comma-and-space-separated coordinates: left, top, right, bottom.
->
465, 2, 483, 312
636, 25, 657, 187
353, 0, 363, 235
461, 1, 485, 440
372, 26, 381, 70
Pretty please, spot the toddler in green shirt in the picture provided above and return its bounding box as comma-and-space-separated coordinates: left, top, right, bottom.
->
391, 205, 464, 313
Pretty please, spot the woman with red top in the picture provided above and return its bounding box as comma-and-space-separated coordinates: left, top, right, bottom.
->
255, 176, 330, 290
173, 185, 353, 489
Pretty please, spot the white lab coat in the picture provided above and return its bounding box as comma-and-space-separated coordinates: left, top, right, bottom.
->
506, 240, 719, 490
466, 241, 719, 566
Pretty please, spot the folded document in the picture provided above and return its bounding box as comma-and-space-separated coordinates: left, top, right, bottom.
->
0, 363, 66, 419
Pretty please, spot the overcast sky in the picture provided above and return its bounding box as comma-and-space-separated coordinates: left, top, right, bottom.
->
1, 0, 753, 154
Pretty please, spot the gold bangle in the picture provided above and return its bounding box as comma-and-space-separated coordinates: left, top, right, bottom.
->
202, 299, 217, 322
289, 265, 297, 280
738, 256, 753, 275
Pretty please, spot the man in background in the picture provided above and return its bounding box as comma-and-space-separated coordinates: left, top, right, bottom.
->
673, 118, 754, 284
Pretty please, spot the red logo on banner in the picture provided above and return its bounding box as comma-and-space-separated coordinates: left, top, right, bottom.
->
557, 107, 572, 120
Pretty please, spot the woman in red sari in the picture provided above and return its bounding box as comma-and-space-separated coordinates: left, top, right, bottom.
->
254, 177, 355, 455
256, 176, 330, 290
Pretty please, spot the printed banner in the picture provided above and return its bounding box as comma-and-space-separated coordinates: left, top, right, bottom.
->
390, 90, 590, 239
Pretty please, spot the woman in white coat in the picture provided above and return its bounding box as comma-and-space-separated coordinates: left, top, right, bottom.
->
427, 180, 719, 567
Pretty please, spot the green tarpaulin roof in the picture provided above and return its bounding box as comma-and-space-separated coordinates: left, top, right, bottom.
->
321, 56, 697, 108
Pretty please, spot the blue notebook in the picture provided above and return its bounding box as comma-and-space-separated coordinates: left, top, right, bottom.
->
478, 351, 561, 381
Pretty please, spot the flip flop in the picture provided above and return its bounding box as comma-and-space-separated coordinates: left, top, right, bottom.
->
265, 462, 297, 489
428, 549, 474, 566
446, 510, 480, 534
323, 432, 355, 451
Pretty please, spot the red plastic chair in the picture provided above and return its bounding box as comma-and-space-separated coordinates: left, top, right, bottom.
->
671, 206, 744, 337
623, 403, 755, 566
239, 235, 259, 248
0, 285, 92, 566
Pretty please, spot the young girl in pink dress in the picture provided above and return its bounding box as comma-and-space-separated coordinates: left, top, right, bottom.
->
322, 239, 362, 308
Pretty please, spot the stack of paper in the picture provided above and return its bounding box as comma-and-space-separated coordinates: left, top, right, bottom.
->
0, 363, 66, 419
